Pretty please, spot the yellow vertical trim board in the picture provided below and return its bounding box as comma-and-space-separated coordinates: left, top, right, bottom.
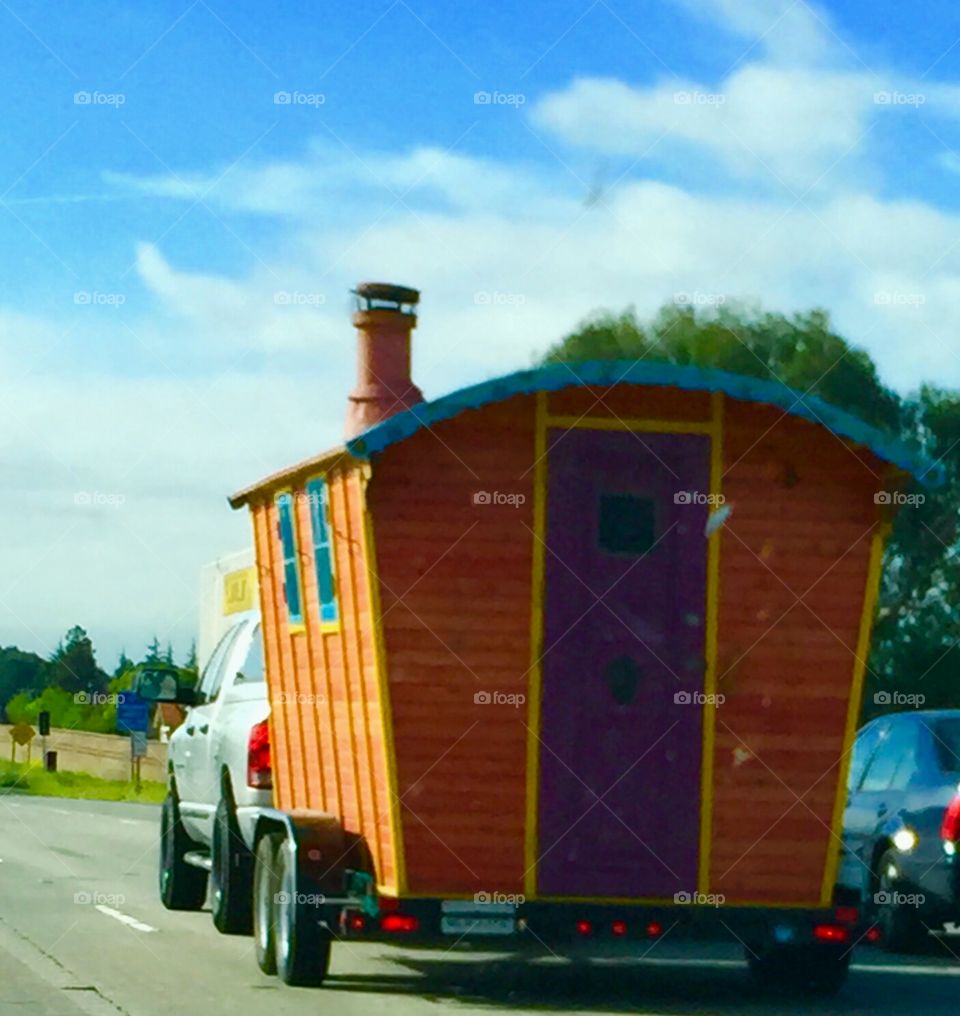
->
523, 391, 549, 899
819, 526, 886, 905
697, 391, 724, 896
360, 463, 405, 896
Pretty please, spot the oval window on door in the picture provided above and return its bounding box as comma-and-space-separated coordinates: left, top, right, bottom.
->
605, 655, 641, 705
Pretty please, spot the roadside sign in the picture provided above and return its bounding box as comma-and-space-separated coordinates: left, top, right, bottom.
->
130, 730, 148, 759
9, 722, 34, 746
223, 566, 256, 615
37, 711, 50, 737
117, 692, 149, 733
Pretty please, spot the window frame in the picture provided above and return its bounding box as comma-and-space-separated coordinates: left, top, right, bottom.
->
305, 473, 340, 629
275, 488, 305, 631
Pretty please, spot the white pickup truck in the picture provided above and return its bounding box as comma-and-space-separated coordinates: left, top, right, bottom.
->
157, 562, 271, 934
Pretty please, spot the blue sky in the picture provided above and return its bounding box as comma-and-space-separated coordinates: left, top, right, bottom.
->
2, 0, 960, 667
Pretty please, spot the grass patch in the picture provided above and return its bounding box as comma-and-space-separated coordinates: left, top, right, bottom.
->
0, 760, 166, 804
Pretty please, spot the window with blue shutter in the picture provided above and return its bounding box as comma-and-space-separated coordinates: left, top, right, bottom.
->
305, 476, 339, 625
275, 491, 303, 626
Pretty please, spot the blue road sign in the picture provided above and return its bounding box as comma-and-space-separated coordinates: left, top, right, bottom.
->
116, 692, 150, 734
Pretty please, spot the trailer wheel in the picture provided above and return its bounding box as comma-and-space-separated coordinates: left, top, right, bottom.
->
253, 832, 282, 975
211, 796, 253, 934
747, 945, 849, 996
273, 836, 332, 987
876, 850, 928, 952
159, 791, 207, 911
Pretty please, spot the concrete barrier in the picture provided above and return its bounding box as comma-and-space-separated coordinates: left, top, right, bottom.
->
1, 725, 167, 783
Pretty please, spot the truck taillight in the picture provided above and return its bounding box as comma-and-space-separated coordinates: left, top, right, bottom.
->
941, 794, 960, 842
247, 720, 272, 789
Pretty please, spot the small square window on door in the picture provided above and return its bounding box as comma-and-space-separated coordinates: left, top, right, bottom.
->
598, 494, 656, 555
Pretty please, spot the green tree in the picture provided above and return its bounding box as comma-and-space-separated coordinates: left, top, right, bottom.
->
48, 626, 108, 696
145, 636, 162, 663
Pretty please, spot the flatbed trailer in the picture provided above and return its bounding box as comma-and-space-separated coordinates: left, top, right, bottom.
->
217, 282, 935, 995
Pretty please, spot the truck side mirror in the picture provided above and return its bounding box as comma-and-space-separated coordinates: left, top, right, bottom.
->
134, 666, 197, 706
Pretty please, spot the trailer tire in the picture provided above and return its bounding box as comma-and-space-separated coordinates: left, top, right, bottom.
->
747, 945, 849, 997
253, 832, 282, 975
273, 836, 332, 987
211, 796, 253, 934
159, 791, 207, 911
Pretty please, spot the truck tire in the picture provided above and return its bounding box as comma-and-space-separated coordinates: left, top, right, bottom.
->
253, 832, 282, 975
211, 796, 253, 934
159, 791, 207, 911
274, 836, 332, 987
747, 945, 849, 996
876, 849, 928, 952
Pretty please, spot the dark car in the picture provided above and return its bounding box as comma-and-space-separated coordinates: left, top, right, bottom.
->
839, 709, 960, 950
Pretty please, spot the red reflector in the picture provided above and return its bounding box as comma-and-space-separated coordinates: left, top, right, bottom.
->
834, 906, 859, 925
866, 926, 882, 943
941, 795, 960, 841
347, 914, 365, 931
575, 919, 593, 936
381, 914, 419, 934
246, 720, 272, 789
611, 920, 627, 937
646, 921, 663, 938
378, 897, 400, 912
813, 923, 850, 943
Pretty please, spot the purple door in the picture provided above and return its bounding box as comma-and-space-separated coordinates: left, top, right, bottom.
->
537, 428, 710, 899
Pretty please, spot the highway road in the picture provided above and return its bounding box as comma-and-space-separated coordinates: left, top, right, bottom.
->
2, 795, 960, 1015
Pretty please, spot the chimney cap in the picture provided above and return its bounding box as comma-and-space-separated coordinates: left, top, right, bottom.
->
353, 281, 420, 314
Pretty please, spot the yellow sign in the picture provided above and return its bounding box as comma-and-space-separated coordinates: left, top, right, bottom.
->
223, 566, 256, 615
10, 722, 35, 746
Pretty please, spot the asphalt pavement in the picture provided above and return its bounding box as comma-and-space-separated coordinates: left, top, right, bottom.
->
1, 794, 960, 1015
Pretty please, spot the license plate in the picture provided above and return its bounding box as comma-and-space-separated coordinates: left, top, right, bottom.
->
441, 915, 516, 936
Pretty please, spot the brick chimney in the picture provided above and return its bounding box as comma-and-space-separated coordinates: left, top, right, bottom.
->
345, 282, 424, 440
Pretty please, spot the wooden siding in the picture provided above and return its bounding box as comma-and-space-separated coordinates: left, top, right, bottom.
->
369, 395, 535, 895
547, 385, 712, 422
249, 462, 398, 891
709, 401, 881, 904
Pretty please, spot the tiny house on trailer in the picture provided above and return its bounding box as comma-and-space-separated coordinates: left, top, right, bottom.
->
226, 282, 933, 991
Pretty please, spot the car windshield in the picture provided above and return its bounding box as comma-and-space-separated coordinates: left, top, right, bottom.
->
932, 717, 960, 773
236, 624, 265, 683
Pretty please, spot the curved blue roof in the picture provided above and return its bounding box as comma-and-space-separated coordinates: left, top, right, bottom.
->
346, 361, 941, 485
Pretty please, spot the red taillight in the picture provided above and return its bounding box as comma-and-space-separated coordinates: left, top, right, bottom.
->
346, 913, 365, 932
941, 795, 960, 841
611, 920, 628, 937
646, 921, 663, 938
247, 720, 272, 789
813, 923, 850, 943
866, 926, 882, 943
381, 914, 419, 933
835, 906, 859, 925
575, 919, 593, 936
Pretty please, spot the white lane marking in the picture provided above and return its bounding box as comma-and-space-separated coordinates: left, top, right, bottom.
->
94, 905, 157, 933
